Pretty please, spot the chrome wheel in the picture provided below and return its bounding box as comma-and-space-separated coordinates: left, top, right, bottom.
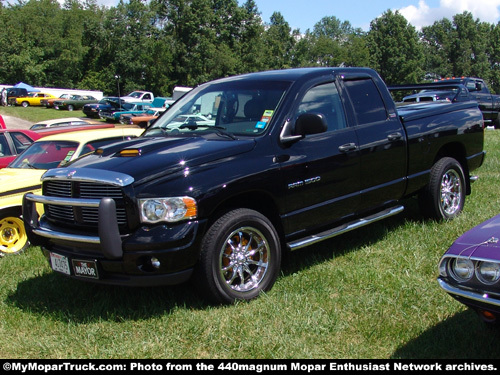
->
219, 227, 270, 293
196, 208, 281, 303
419, 157, 465, 220
440, 169, 462, 216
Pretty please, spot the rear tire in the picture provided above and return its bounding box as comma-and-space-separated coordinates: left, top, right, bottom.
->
194, 208, 281, 304
418, 157, 465, 220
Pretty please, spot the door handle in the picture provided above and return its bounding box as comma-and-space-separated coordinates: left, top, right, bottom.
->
388, 132, 402, 141
338, 143, 357, 152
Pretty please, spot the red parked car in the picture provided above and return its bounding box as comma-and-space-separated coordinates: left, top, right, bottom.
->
0, 122, 118, 169
0, 129, 42, 168
0, 115, 6, 129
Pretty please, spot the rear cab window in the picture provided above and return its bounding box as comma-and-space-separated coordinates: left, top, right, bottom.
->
343, 78, 388, 125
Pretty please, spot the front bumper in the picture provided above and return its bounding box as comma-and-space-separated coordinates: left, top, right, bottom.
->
23, 193, 205, 286
438, 277, 500, 315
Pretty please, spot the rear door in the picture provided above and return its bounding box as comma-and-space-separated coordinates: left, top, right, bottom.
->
341, 75, 407, 212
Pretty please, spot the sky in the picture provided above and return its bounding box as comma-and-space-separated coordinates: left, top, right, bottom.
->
92, 0, 500, 31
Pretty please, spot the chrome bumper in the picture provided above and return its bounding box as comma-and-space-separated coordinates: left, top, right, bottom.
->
23, 193, 123, 259
438, 278, 500, 308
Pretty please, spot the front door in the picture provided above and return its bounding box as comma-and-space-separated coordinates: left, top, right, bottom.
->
279, 81, 361, 238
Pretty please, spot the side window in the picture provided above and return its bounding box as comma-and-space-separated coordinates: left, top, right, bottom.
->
11, 132, 33, 153
296, 82, 346, 132
343, 78, 387, 125
466, 81, 477, 91
0, 134, 11, 156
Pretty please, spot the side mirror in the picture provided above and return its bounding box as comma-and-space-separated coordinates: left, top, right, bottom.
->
280, 113, 328, 145
295, 113, 328, 136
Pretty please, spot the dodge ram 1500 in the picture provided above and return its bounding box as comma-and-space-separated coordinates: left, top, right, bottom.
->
23, 67, 485, 303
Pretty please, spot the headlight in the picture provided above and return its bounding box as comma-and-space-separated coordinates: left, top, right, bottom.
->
438, 259, 448, 277
139, 197, 197, 223
450, 257, 474, 282
476, 261, 500, 285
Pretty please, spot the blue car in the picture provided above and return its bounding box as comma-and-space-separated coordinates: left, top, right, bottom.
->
99, 102, 151, 122
83, 97, 124, 118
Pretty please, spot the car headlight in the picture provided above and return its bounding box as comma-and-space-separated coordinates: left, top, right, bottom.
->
139, 197, 197, 223
476, 261, 500, 285
449, 257, 474, 282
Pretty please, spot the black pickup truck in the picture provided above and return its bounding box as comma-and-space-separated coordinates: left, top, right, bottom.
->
431, 77, 500, 128
23, 67, 485, 303
389, 82, 472, 104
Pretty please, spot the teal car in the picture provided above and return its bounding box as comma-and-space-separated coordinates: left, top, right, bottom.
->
99, 102, 151, 122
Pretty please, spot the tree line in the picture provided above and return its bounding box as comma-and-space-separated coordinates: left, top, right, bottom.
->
1, 0, 500, 96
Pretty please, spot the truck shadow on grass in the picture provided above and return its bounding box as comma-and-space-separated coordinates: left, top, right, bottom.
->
7, 272, 206, 322
6, 198, 431, 322
391, 309, 500, 359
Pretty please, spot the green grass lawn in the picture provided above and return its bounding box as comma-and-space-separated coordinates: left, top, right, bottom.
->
0, 105, 91, 123
1, 107, 500, 359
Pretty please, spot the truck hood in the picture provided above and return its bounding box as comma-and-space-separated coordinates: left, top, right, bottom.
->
67, 135, 257, 184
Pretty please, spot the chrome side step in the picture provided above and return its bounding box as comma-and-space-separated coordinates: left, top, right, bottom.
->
287, 205, 404, 251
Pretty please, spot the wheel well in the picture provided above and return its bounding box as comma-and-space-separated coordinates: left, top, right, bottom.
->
434, 142, 471, 194
0, 206, 22, 217
207, 192, 285, 241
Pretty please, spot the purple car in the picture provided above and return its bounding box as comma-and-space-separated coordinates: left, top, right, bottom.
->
438, 214, 500, 324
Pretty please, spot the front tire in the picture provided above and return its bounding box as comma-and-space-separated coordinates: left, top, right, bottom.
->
0, 210, 29, 255
195, 209, 281, 304
67, 105, 74, 111
418, 157, 466, 220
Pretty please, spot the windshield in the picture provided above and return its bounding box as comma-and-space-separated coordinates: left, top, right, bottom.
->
128, 92, 143, 98
99, 97, 117, 104
144, 80, 288, 138
9, 140, 79, 169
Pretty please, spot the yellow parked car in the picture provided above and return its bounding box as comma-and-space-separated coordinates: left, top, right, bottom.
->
15, 92, 58, 107
0, 127, 144, 255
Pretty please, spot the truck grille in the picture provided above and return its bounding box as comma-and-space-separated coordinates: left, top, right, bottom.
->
44, 180, 127, 228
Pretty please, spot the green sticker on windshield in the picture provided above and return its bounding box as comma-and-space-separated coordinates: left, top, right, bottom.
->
64, 150, 75, 162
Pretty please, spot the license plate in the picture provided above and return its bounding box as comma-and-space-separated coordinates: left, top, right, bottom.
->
72, 259, 99, 279
49, 252, 71, 275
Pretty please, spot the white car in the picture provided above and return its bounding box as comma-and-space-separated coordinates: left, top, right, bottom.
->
120, 91, 154, 103
166, 115, 215, 130
29, 117, 99, 130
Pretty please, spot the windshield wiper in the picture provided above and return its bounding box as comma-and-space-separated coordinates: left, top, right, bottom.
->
179, 124, 237, 140
21, 161, 37, 169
